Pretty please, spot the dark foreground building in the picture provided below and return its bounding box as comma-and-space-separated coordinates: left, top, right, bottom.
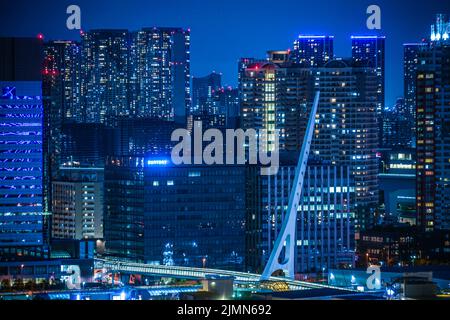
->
103, 156, 259, 271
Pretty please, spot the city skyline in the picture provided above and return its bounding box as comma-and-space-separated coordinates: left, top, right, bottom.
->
1, 1, 450, 302
2, 0, 450, 108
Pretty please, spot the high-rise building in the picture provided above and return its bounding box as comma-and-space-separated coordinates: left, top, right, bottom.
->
416, 14, 450, 232
81, 29, 131, 126
42, 40, 82, 216
351, 36, 385, 113
192, 72, 222, 113
257, 155, 355, 273
351, 36, 385, 147
240, 61, 278, 151
383, 97, 416, 143
382, 108, 415, 149
291, 35, 334, 67
239, 53, 379, 231
404, 43, 428, 123
43, 41, 82, 123
0, 83, 44, 249
44, 27, 190, 127
189, 86, 240, 130
311, 59, 379, 231
239, 58, 311, 152
0, 83, 45, 249
104, 156, 145, 261
0, 37, 47, 259
52, 167, 104, 240
132, 27, 191, 124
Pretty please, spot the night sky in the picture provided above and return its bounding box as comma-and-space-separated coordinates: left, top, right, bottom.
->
2, 0, 450, 107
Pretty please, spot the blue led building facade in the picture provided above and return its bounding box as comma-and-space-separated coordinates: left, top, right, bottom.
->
291, 35, 334, 67
0, 82, 44, 249
351, 36, 385, 115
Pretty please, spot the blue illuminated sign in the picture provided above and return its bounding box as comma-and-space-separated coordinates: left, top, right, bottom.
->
147, 159, 169, 166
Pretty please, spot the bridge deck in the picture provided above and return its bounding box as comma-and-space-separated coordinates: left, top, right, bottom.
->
95, 258, 354, 291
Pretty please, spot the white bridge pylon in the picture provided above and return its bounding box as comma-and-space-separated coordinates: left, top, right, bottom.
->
260, 91, 320, 281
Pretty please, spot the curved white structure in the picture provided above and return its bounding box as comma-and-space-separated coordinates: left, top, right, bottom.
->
260, 91, 320, 281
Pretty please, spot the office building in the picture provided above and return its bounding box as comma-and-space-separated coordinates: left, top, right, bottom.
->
104, 156, 259, 270
382, 110, 414, 148
258, 155, 355, 273
52, 167, 104, 240
382, 97, 414, 148
144, 160, 252, 271
104, 156, 145, 261
60, 122, 114, 167
214, 87, 240, 129
0, 37, 46, 259
0, 84, 44, 250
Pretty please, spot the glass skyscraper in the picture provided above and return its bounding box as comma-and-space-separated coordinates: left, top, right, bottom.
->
144, 161, 249, 270
43, 40, 82, 216
239, 57, 311, 152
104, 157, 258, 270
